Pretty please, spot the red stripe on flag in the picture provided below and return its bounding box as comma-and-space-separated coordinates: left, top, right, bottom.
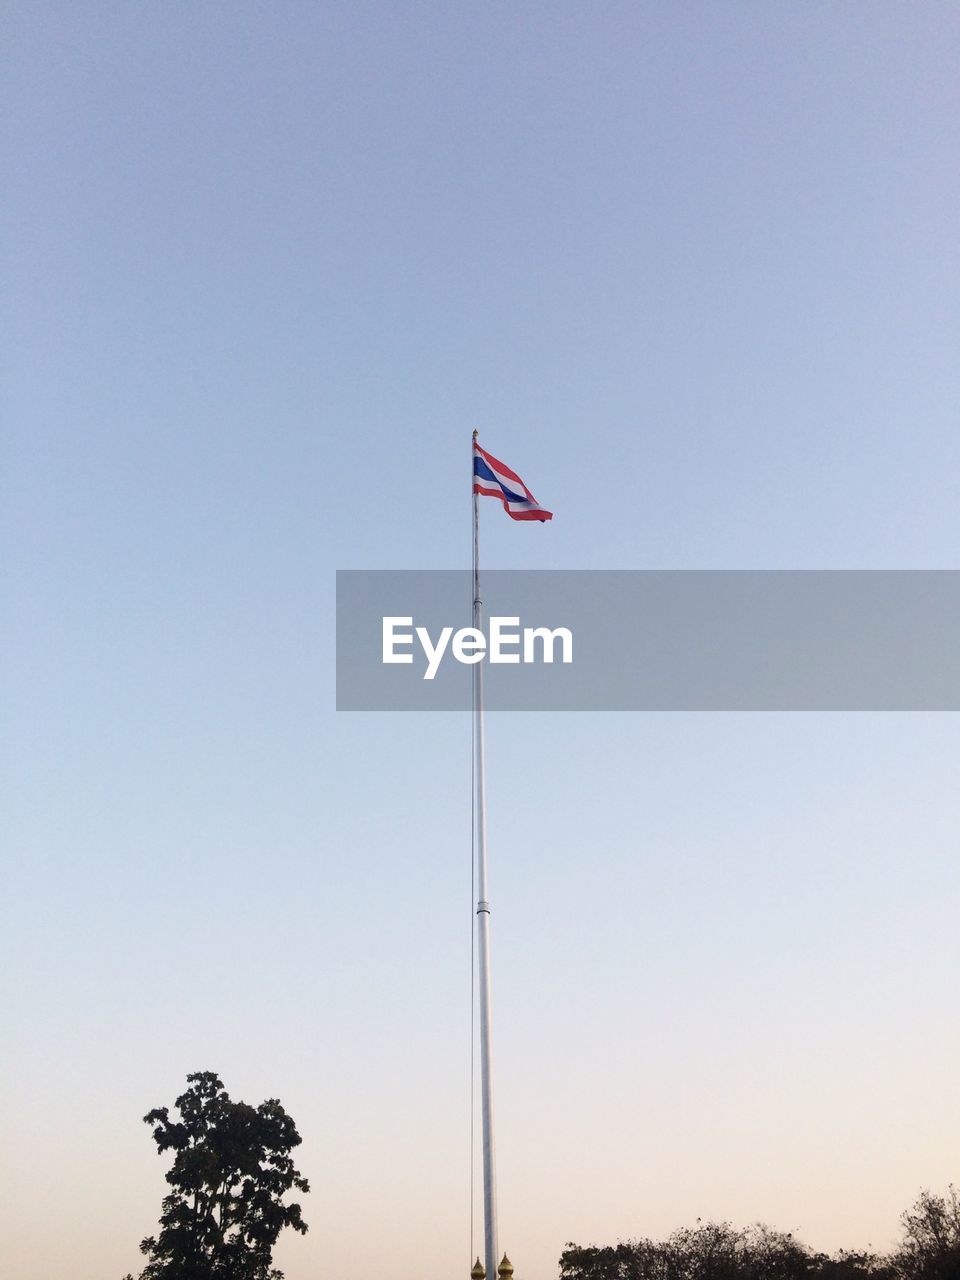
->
473, 443, 529, 493
474, 481, 552, 521
504, 507, 552, 521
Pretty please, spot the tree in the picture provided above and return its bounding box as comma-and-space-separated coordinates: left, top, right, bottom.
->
809, 1252, 892, 1280
558, 1188, 960, 1280
561, 1224, 812, 1280
893, 1188, 960, 1280
133, 1070, 309, 1280
559, 1224, 889, 1280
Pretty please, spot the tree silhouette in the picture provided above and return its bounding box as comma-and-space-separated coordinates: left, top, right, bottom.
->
133, 1070, 309, 1280
559, 1194, 960, 1280
893, 1188, 960, 1280
559, 1222, 894, 1280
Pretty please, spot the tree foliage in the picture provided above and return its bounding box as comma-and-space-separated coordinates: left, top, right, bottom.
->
559, 1224, 874, 1280
892, 1188, 960, 1280
560, 1189, 960, 1280
134, 1071, 309, 1280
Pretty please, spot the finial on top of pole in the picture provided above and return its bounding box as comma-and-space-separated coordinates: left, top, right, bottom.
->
473, 429, 479, 440
472, 1259, 486, 1280
498, 1256, 514, 1279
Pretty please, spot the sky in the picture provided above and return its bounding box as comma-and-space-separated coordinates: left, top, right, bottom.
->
2, 3, 959, 1278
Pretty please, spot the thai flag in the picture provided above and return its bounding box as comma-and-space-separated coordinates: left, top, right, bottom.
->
473, 440, 553, 522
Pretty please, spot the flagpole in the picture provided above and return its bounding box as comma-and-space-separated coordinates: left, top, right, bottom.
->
472, 429, 499, 1280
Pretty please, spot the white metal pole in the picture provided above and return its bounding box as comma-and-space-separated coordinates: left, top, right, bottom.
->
473, 432, 499, 1280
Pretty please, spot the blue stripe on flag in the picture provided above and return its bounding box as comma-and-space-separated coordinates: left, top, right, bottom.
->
473, 457, 526, 504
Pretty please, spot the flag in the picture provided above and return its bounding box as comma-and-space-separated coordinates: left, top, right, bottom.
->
473, 440, 553, 522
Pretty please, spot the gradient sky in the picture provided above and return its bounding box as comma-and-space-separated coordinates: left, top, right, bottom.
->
3, 4, 959, 1279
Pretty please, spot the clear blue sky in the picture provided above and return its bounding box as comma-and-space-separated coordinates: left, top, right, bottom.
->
2, 4, 958, 1278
